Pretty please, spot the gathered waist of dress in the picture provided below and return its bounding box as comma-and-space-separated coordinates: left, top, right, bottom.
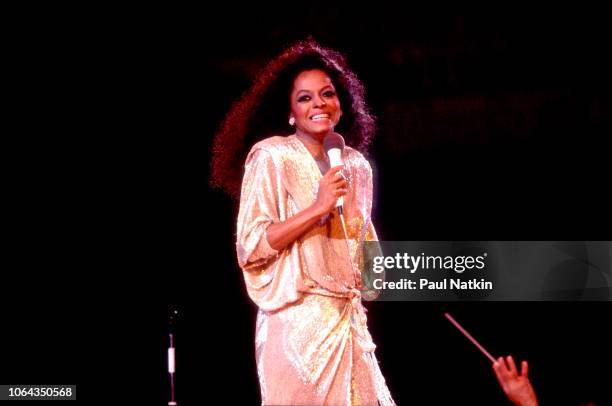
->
300, 285, 361, 301
299, 285, 376, 352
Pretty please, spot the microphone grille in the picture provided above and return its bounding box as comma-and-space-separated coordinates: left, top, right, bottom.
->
323, 132, 345, 152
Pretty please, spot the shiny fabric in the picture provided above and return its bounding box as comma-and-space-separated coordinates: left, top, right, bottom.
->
236, 134, 395, 405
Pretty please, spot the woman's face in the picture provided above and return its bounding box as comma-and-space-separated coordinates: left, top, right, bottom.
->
289, 69, 342, 140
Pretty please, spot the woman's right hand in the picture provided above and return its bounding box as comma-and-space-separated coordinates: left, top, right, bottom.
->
313, 165, 347, 215
266, 165, 347, 251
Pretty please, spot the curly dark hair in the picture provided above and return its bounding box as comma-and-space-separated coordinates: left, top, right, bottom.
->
210, 38, 377, 198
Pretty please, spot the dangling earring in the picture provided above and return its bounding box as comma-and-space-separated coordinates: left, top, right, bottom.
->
289, 117, 295, 126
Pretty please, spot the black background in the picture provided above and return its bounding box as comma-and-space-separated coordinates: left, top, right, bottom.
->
3, 4, 611, 405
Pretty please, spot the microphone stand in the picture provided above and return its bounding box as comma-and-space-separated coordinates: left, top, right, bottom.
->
168, 333, 176, 406
167, 306, 179, 406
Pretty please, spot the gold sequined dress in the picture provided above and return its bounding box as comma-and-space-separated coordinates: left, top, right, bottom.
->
236, 134, 396, 405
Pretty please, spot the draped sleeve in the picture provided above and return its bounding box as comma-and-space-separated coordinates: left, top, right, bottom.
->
235, 142, 304, 311
236, 147, 280, 270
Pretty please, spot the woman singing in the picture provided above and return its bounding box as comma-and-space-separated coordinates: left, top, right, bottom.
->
211, 38, 395, 405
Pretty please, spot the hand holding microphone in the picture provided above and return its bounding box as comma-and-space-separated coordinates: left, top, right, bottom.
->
323, 133, 346, 214
322, 133, 352, 246
315, 165, 347, 215
314, 133, 347, 216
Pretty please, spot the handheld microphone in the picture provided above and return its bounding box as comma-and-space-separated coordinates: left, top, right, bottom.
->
323, 132, 345, 214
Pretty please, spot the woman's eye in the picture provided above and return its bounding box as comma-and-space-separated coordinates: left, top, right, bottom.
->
323, 91, 336, 97
298, 96, 311, 102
